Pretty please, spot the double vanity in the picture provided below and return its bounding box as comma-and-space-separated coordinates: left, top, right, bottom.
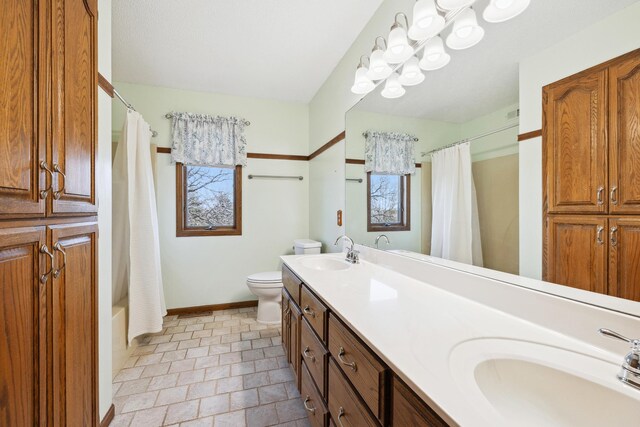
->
280, 247, 640, 427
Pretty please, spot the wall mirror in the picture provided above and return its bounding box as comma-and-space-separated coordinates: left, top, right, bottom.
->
344, 0, 640, 316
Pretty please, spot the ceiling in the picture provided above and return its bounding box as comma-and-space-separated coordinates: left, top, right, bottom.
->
112, 0, 384, 103
356, 0, 639, 123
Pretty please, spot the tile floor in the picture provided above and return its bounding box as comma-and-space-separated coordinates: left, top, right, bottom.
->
111, 307, 310, 427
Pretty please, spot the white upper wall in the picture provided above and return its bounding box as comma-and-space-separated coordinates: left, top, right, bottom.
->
112, 83, 310, 308
519, 2, 640, 279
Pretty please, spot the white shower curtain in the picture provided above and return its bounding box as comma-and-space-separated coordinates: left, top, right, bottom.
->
113, 110, 167, 343
430, 142, 483, 266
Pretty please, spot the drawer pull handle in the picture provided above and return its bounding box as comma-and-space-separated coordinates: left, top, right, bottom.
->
596, 226, 604, 245
303, 305, 316, 318
611, 227, 618, 247
53, 242, 67, 278
39, 161, 54, 199
303, 396, 316, 414
338, 347, 357, 371
337, 407, 346, 427
596, 186, 604, 205
611, 186, 618, 205
52, 164, 66, 200
40, 245, 54, 284
303, 346, 316, 362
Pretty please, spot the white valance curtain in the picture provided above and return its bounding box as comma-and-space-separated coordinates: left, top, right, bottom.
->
430, 142, 483, 266
170, 112, 249, 167
364, 131, 416, 175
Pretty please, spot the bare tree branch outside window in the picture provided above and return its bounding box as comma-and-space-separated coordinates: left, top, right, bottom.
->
370, 174, 402, 225
185, 166, 235, 228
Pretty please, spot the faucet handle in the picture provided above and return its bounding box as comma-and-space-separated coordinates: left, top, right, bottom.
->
599, 328, 640, 352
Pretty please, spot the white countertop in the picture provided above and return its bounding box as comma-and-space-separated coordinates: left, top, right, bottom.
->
281, 251, 640, 427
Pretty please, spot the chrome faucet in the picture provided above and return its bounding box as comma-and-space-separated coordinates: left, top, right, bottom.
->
599, 328, 640, 390
375, 234, 391, 249
334, 235, 359, 264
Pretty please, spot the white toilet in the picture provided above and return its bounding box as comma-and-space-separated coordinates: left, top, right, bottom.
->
247, 239, 321, 324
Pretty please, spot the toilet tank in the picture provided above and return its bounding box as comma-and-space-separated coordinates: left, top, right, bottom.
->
294, 239, 322, 255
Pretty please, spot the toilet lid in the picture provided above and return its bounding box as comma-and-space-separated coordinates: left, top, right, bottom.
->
247, 271, 282, 284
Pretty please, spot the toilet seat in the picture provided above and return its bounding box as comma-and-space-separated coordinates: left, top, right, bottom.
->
247, 271, 282, 288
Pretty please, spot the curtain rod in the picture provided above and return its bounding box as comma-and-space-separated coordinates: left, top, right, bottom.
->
422, 122, 519, 156
113, 88, 158, 137
164, 113, 251, 126
362, 131, 418, 142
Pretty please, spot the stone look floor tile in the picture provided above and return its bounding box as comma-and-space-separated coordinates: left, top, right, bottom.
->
112, 307, 306, 426
165, 399, 200, 424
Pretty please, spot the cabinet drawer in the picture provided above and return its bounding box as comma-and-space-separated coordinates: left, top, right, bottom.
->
301, 285, 328, 342
301, 361, 329, 427
301, 318, 328, 397
328, 358, 378, 427
328, 314, 386, 424
282, 265, 301, 305
392, 375, 449, 427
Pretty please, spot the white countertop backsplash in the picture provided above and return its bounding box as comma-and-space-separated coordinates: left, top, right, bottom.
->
281, 245, 640, 427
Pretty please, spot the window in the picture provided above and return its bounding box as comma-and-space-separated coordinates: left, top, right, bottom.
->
176, 164, 242, 236
367, 172, 410, 232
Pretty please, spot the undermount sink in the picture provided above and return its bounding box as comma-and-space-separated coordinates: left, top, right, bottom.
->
298, 256, 351, 271
449, 338, 640, 427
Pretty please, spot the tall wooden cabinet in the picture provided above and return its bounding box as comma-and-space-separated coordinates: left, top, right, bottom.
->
543, 48, 640, 301
1, 0, 99, 425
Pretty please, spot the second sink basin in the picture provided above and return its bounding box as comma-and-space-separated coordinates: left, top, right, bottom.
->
448, 338, 640, 426
298, 255, 351, 271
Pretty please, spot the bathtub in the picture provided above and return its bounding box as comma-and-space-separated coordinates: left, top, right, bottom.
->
112, 297, 140, 378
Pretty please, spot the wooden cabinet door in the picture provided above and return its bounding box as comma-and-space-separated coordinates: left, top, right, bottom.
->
282, 288, 291, 363
49, 0, 98, 215
609, 52, 640, 214
608, 217, 640, 301
0, 0, 47, 218
0, 226, 47, 426
544, 70, 608, 214
546, 216, 608, 294
290, 302, 302, 389
50, 222, 98, 426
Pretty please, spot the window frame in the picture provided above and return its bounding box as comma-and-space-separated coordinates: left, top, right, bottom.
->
176, 163, 242, 237
366, 172, 410, 232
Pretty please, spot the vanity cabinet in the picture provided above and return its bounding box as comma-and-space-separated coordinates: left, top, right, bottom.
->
543, 48, 640, 301
281, 264, 451, 426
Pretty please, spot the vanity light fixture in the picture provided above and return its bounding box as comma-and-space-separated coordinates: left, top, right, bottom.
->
436, 0, 475, 11
383, 13, 415, 64
367, 37, 394, 80
483, 0, 531, 23
419, 36, 451, 70
399, 56, 425, 86
446, 8, 485, 50
350, 0, 529, 96
351, 56, 376, 95
381, 73, 406, 99
408, 0, 446, 41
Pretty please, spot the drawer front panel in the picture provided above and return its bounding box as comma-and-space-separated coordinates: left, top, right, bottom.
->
301, 285, 327, 341
328, 314, 386, 423
301, 317, 328, 397
301, 361, 329, 427
282, 265, 301, 305
328, 358, 378, 427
